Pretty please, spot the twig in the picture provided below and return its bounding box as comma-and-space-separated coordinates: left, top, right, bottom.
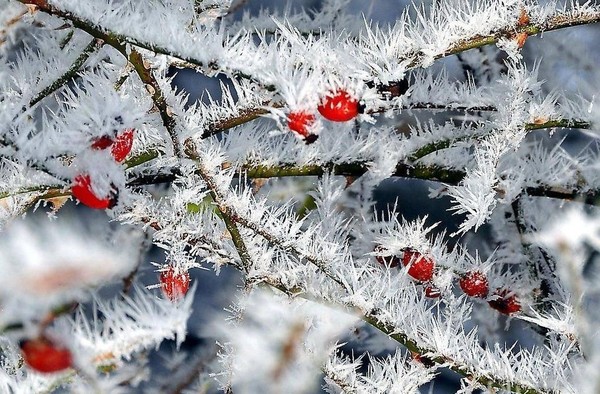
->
408, 118, 592, 161
260, 276, 548, 394
28, 37, 100, 108
126, 49, 182, 157
16, 0, 600, 93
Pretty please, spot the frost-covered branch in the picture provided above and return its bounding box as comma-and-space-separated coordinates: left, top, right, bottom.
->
28, 37, 100, 108
125, 49, 182, 157
15, 0, 600, 86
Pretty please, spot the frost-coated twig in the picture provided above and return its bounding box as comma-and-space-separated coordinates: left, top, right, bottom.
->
28, 37, 100, 108
409, 119, 592, 161
184, 141, 350, 292
123, 157, 600, 205
15, 0, 600, 86
125, 49, 182, 157
261, 276, 548, 394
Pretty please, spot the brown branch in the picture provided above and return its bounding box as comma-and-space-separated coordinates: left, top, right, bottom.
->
127, 49, 182, 157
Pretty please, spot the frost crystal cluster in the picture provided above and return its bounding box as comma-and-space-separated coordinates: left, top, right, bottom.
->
1, 0, 600, 392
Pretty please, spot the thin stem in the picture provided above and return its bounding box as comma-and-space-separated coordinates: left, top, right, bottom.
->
183, 142, 350, 292
405, 102, 498, 112
200, 101, 282, 139
0, 185, 64, 200
28, 37, 100, 108
409, 119, 592, 161
245, 162, 464, 182
124, 148, 163, 169
524, 119, 591, 132
58, 29, 74, 49
126, 49, 182, 157
436, 11, 600, 63
207, 191, 254, 273
510, 199, 552, 339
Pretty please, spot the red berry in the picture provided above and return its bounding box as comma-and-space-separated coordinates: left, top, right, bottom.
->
424, 285, 441, 298
20, 337, 72, 373
111, 129, 134, 162
160, 266, 190, 301
375, 255, 402, 268
459, 271, 489, 298
317, 90, 359, 122
288, 112, 316, 140
402, 249, 435, 282
71, 175, 116, 210
373, 245, 401, 268
91, 135, 113, 150
488, 289, 521, 315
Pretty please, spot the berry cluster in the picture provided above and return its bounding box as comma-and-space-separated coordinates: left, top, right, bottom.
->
287, 89, 362, 144
286, 80, 410, 143
374, 247, 521, 314
71, 128, 135, 209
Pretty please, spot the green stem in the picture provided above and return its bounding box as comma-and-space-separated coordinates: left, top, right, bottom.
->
0, 185, 64, 200
409, 118, 592, 161
29, 37, 100, 108
524, 119, 591, 131
245, 162, 464, 183
437, 12, 600, 62
124, 148, 163, 169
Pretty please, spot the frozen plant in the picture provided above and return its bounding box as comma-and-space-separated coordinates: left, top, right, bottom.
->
1, 0, 600, 392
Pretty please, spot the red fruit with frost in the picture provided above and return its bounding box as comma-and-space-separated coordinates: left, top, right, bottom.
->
90, 129, 134, 162
402, 249, 435, 282
91, 135, 113, 150
20, 337, 72, 373
71, 174, 116, 210
317, 90, 360, 122
287, 112, 316, 143
160, 266, 191, 301
373, 245, 401, 268
488, 288, 521, 315
424, 285, 441, 298
111, 128, 134, 162
459, 271, 489, 298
